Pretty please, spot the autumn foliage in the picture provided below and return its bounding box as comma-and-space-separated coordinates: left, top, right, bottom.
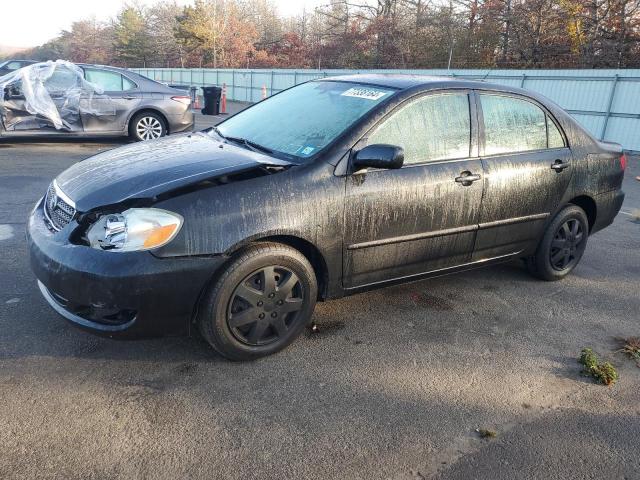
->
10, 0, 640, 69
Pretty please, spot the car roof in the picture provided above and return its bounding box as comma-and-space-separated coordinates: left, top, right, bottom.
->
320, 73, 521, 94
76, 63, 128, 73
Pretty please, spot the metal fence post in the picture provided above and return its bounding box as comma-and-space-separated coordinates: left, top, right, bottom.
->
231, 70, 235, 101
520, 74, 526, 88
601, 74, 619, 141
249, 70, 253, 102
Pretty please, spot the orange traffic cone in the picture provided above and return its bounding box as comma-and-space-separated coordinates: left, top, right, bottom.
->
221, 83, 227, 114
261, 85, 267, 100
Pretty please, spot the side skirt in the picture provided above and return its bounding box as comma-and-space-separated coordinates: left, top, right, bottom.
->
341, 251, 522, 297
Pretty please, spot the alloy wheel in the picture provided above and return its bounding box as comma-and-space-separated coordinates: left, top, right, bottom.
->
136, 116, 163, 140
227, 266, 305, 346
549, 218, 585, 271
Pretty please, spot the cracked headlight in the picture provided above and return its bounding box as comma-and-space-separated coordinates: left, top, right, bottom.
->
87, 208, 183, 252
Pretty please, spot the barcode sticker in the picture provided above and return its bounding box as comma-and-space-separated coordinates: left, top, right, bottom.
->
341, 87, 389, 101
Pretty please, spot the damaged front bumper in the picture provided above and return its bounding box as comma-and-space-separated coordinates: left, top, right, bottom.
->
28, 198, 225, 338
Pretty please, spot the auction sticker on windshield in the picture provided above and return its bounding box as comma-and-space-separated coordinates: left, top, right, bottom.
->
341, 87, 389, 101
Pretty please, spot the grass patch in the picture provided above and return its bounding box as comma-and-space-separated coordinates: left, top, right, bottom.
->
578, 348, 619, 386
616, 337, 640, 367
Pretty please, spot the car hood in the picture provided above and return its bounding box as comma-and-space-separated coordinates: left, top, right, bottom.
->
55, 132, 293, 212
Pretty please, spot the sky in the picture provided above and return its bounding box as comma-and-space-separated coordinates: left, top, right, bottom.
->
0, 0, 324, 48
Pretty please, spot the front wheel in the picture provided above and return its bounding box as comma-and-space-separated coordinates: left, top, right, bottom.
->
129, 112, 167, 141
527, 205, 589, 281
198, 242, 318, 361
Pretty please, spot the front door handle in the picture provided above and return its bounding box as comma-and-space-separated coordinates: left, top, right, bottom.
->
551, 159, 570, 172
123, 95, 136, 100
455, 171, 482, 186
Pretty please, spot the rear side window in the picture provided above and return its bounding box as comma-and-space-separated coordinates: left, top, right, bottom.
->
547, 117, 565, 148
85, 69, 134, 91
368, 93, 471, 165
480, 94, 549, 155
122, 76, 136, 90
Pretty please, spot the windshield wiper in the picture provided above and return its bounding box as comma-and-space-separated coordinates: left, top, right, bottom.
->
212, 126, 226, 139
224, 135, 274, 155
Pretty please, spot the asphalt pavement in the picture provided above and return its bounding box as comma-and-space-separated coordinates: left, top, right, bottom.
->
0, 117, 639, 480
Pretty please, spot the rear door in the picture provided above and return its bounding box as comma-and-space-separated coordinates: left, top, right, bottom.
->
472, 92, 573, 260
82, 68, 141, 133
343, 90, 484, 288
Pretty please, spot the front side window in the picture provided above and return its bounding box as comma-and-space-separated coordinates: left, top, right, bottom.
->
85, 69, 129, 91
216, 81, 396, 161
44, 65, 80, 95
480, 94, 552, 155
368, 92, 471, 165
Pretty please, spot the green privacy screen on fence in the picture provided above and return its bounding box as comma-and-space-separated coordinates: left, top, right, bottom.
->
131, 68, 640, 152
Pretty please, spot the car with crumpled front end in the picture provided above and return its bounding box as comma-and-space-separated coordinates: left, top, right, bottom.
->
27, 74, 626, 360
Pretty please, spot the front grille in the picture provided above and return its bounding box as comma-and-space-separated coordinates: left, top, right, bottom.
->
44, 182, 77, 231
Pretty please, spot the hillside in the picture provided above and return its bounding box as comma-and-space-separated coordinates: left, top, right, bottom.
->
0, 45, 28, 58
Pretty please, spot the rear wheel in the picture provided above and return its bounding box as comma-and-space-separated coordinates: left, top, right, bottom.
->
198, 242, 317, 360
527, 205, 589, 281
129, 111, 166, 141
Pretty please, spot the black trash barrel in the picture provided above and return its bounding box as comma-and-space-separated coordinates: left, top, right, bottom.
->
201, 86, 222, 115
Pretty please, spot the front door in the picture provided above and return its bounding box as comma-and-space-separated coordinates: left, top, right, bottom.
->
343, 91, 484, 289
1, 64, 83, 132
472, 92, 573, 260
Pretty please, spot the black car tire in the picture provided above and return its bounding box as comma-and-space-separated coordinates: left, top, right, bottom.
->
527, 204, 589, 281
198, 242, 318, 361
129, 111, 167, 141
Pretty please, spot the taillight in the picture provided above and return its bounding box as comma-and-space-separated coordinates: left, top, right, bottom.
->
171, 95, 191, 106
620, 153, 627, 171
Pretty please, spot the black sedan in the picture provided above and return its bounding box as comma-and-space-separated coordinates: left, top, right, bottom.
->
28, 75, 626, 360
0, 59, 36, 76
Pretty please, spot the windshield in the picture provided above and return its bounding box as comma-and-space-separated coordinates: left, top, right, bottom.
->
215, 81, 396, 161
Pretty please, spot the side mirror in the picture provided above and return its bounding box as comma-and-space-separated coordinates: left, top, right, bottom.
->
353, 144, 404, 170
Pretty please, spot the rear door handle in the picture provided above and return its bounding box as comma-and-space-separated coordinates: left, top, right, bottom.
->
455, 171, 482, 186
551, 159, 570, 172
123, 95, 136, 100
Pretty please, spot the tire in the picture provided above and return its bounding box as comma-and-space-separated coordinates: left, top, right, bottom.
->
129, 111, 167, 141
527, 205, 589, 281
197, 242, 318, 361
